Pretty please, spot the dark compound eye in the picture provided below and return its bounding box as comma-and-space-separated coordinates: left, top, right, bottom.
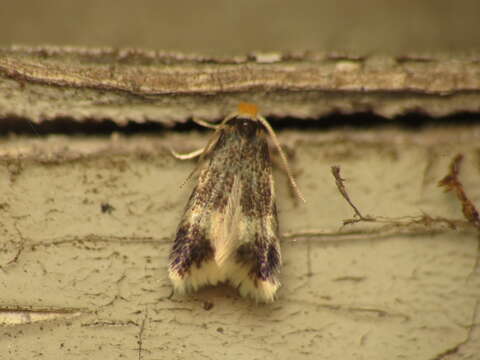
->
236, 118, 257, 138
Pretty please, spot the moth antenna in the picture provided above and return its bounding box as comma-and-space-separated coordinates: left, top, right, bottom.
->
257, 115, 306, 203
219, 113, 238, 126
172, 112, 233, 161
192, 117, 219, 130
171, 112, 233, 189
195, 113, 237, 156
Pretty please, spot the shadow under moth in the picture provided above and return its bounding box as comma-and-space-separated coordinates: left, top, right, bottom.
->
169, 103, 303, 302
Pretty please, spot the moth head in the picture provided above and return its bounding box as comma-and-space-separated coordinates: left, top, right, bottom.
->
237, 102, 259, 119
218, 103, 305, 202
219, 102, 260, 136
222, 102, 260, 124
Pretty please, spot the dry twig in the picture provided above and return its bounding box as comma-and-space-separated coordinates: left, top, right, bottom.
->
438, 154, 480, 229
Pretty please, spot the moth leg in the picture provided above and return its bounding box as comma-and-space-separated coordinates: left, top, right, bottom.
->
170, 147, 205, 160
170, 116, 223, 160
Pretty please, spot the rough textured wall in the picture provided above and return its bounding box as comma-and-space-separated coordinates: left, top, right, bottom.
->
1, 128, 479, 359
1, 2, 480, 359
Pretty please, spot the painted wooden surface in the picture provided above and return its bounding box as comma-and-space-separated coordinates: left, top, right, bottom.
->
1, 127, 479, 359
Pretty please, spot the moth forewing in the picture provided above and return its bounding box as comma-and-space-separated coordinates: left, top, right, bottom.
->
168, 103, 296, 302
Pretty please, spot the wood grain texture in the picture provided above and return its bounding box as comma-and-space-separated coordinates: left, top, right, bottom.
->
2, 46, 480, 124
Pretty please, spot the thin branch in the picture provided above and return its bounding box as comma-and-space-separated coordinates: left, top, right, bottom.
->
331, 165, 374, 224
438, 154, 480, 230
282, 163, 480, 244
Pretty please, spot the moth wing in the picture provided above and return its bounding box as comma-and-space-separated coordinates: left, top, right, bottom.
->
228, 169, 282, 303
168, 162, 228, 294
169, 117, 282, 302
214, 177, 242, 266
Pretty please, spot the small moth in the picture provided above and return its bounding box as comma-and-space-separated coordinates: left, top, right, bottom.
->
169, 103, 303, 302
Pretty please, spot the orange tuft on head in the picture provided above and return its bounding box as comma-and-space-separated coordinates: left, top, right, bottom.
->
237, 102, 259, 117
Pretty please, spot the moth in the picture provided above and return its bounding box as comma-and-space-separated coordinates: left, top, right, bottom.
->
168, 103, 303, 302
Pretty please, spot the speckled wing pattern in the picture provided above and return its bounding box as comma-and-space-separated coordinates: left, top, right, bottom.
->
168, 114, 281, 302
